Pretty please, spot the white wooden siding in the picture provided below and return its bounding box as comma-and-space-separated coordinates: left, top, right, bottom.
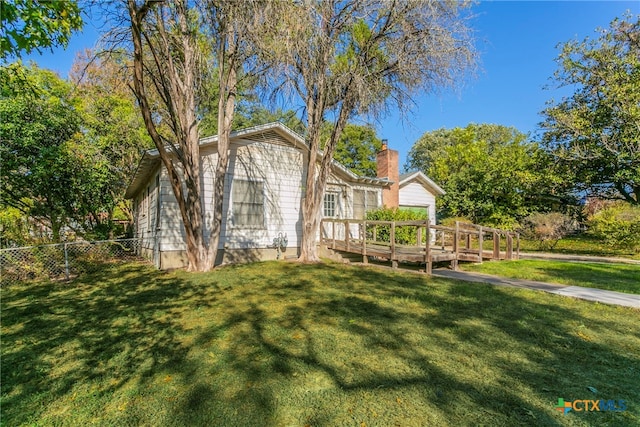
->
133, 168, 161, 249
156, 137, 305, 252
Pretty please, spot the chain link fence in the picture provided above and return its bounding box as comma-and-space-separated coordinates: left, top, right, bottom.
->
0, 238, 154, 285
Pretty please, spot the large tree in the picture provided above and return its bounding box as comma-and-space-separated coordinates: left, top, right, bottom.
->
540, 14, 640, 204
263, 0, 477, 261
124, 0, 268, 271
0, 62, 110, 241
70, 49, 151, 236
406, 124, 569, 227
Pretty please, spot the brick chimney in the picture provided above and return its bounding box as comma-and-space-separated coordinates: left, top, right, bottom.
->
376, 139, 399, 208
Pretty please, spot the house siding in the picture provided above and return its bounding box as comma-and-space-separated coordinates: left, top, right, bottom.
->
140, 136, 305, 257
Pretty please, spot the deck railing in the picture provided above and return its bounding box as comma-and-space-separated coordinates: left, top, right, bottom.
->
320, 219, 519, 274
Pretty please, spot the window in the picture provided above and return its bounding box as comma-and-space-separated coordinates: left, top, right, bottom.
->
353, 190, 365, 219
353, 189, 380, 219
232, 180, 264, 228
323, 192, 338, 217
366, 190, 379, 212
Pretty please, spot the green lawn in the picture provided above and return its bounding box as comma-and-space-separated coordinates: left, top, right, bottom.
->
461, 259, 640, 295
519, 234, 640, 261
2, 261, 639, 426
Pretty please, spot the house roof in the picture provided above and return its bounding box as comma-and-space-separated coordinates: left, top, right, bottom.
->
399, 171, 446, 196
124, 122, 391, 199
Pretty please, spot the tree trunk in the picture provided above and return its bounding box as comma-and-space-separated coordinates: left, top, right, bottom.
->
127, 0, 207, 272
298, 94, 353, 262
205, 16, 239, 269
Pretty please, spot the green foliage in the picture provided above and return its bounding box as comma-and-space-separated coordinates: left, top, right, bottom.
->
321, 122, 383, 176
0, 61, 144, 242
406, 124, 569, 228
365, 207, 427, 245
587, 203, 640, 252
540, 14, 640, 204
519, 212, 576, 250
230, 102, 306, 136
0, 0, 83, 58
0, 206, 31, 247
439, 217, 474, 228
0, 63, 83, 240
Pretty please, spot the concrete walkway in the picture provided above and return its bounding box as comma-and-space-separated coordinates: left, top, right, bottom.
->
432, 269, 640, 309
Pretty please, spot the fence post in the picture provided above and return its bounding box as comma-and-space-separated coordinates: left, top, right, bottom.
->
64, 243, 70, 280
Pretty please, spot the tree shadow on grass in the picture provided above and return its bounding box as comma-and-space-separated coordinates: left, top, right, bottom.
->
1, 262, 271, 426
2, 261, 638, 426
209, 263, 639, 425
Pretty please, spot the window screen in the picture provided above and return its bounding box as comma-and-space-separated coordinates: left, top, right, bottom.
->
353, 189, 365, 219
232, 180, 264, 227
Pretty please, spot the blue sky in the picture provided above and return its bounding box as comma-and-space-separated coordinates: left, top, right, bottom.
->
22, 1, 639, 169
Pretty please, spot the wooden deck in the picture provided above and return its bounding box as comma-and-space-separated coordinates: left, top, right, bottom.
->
320, 219, 519, 274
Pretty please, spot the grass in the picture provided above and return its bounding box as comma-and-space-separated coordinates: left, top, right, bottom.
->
461, 260, 640, 295
2, 260, 639, 426
519, 234, 640, 261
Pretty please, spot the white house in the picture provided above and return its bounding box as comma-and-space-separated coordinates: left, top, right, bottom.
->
125, 122, 444, 269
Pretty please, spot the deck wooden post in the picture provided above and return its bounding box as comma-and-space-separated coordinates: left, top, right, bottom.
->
493, 231, 500, 260
362, 220, 368, 264
390, 221, 397, 268
452, 221, 460, 271
516, 233, 520, 260
332, 220, 336, 250
478, 226, 484, 261
465, 232, 471, 250
345, 219, 350, 252
425, 222, 432, 275
506, 233, 513, 260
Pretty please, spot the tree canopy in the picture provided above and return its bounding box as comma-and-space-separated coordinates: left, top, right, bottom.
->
1, 63, 90, 241
321, 122, 383, 177
406, 124, 569, 228
540, 13, 640, 204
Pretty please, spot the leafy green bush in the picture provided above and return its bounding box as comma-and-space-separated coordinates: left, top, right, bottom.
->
519, 212, 576, 250
439, 217, 473, 228
587, 203, 640, 253
365, 207, 428, 245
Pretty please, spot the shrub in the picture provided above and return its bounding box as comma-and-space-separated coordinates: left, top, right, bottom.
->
365, 207, 427, 245
519, 212, 576, 250
440, 217, 473, 228
587, 203, 640, 253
